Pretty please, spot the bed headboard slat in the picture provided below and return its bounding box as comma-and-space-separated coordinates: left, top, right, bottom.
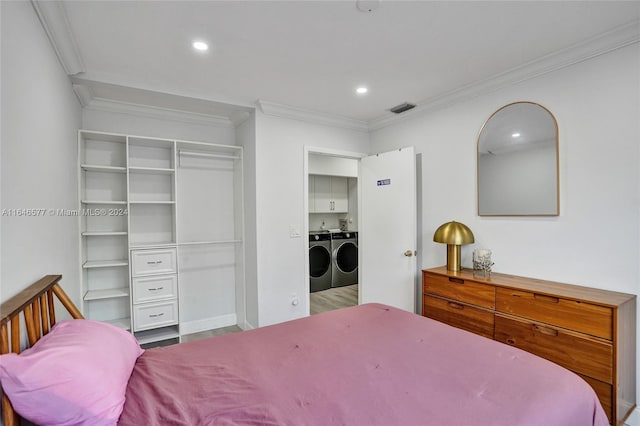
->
47, 289, 56, 325
0, 322, 18, 426
0, 323, 8, 354
10, 317, 20, 354
0, 275, 84, 426
40, 294, 50, 335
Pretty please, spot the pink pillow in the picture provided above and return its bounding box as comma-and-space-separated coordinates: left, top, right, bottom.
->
0, 319, 143, 425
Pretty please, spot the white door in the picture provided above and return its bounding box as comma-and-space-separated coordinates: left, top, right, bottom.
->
359, 147, 417, 312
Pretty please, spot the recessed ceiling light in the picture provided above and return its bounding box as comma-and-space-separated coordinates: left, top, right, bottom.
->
356, 87, 368, 94
512, 132, 521, 138
192, 41, 208, 51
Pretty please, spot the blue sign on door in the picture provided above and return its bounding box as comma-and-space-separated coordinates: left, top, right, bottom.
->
377, 179, 391, 186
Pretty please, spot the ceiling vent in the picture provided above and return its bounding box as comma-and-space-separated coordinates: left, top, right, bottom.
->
389, 102, 416, 114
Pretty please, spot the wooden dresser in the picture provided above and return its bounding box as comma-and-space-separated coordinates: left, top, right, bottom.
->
422, 266, 636, 426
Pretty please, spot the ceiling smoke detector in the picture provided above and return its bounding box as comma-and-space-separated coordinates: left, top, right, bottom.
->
356, 0, 381, 13
389, 102, 416, 114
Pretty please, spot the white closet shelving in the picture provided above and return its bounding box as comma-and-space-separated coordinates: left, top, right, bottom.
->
78, 131, 131, 329
78, 130, 244, 346
128, 137, 176, 250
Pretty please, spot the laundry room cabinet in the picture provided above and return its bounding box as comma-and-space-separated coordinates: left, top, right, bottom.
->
78, 130, 245, 345
309, 175, 348, 213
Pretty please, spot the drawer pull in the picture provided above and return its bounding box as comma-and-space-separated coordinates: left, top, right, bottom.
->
148, 287, 164, 291
149, 313, 165, 318
447, 302, 465, 310
506, 338, 516, 345
534, 293, 559, 304
146, 260, 164, 265
532, 324, 558, 336
448, 277, 465, 285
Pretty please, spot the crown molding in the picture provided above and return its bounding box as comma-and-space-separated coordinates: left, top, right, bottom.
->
73, 84, 234, 128
31, 0, 85, 75
368, 19, 640, 131
72, 84, 93, 106
257, 100, 369, 133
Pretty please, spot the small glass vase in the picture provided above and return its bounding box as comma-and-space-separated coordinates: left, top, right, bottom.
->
472, 249, 493, 280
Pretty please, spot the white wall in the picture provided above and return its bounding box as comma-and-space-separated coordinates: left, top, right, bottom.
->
1, 1, 82, 304
82, 109, 234, 144
308, 154, 358, 176
254, 112, 369, 326
370, 43, 640, 410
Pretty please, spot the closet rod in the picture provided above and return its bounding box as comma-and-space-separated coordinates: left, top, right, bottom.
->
178, 150, 240, 160
177, 240, 242, 247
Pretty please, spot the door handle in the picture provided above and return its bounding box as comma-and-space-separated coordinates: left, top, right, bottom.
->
404, 250, 414, 257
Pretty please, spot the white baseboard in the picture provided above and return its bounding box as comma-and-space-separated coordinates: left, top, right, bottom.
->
180, 314, 237, 336
237, 320, 255, 331
625, 407, 640, 426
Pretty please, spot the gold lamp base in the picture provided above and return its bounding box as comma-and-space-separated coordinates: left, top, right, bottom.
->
433, 221, 474, 272
446, 244, 462, 271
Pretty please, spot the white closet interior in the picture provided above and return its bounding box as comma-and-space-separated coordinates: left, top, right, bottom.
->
79, 130, 244, 345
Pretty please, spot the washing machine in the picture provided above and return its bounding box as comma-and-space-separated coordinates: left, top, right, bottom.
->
309, 232, 332, 292
331, 231, 358, 287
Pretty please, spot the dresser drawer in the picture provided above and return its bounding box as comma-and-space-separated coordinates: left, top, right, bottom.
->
132, 275, 177, 304
423, 272, 495, 309
133, 300, 178, 331
423, 295, 494, 339
494, 314, 613, 383
131, 248, 177, 276
495, 288, 613, 340
578, 374, 613, 424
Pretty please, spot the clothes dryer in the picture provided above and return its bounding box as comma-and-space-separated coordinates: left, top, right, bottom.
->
309, 232, 332, 292
330, 232, 358, 287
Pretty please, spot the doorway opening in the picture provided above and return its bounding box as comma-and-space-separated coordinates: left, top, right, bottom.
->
304, 147, 365, 316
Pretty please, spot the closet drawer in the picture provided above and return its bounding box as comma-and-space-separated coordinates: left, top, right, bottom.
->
131, 248, 177, 276
423, 295, 494, 339
495, 288, 613, 340
423, 272, 495, 309
132, 275, 177, 304
494, 314, 613, 383
133, 300, 178, 331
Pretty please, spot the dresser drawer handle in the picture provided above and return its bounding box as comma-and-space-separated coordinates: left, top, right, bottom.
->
448, 277, 465, 285
532, 324, 558, 336
506, 338, 516, 345
149, 313, 165, 318
533, 293, 559, 303
146, 260, 164, 265
148, 287, 164, 291
447, 302, 464, 310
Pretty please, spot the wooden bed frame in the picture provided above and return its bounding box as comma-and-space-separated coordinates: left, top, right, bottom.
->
0, 275, 83, 426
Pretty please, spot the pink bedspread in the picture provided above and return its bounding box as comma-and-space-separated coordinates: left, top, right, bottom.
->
119, 303, 608, 426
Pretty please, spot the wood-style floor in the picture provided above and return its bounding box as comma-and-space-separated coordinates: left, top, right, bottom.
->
180, 284, 358, 342
181, 324, 243, 342
310, 284, 358, 315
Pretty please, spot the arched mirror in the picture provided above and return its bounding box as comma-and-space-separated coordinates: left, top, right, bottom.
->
477, 102, 559, 216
